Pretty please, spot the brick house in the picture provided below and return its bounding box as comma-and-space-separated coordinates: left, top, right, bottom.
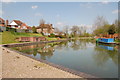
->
9, 20, 32, 33
0, 17, 6, 31
36, 24, 54, 35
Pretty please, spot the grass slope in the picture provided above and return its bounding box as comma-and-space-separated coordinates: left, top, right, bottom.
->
1, 31, 58, 44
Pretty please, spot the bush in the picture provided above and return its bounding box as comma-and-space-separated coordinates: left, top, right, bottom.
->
6, 27, 16, 32
49, 33, 55, 38
32, 26, 37, 33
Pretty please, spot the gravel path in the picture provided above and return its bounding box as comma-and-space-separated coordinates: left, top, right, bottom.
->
1, 46, 81, 78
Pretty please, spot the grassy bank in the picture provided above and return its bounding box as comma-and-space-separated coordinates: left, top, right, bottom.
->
1, 31, 58, 44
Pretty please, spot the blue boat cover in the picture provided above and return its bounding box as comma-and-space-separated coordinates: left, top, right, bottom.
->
98, 38, 114, 43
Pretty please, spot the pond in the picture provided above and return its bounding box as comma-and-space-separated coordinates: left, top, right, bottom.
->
11, 39, 119, 78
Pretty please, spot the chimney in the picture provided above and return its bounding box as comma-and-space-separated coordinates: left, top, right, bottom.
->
6, 20, 9, 26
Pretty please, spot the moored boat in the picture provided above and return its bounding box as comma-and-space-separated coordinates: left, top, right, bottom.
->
96, 38, 116, 44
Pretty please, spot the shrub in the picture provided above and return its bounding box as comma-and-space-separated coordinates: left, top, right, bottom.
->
32, 26, 37, 33
6, 27, 16, 32
49, 33, 55, 38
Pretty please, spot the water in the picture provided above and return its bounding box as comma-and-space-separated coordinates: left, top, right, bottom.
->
11, 39, 119, 78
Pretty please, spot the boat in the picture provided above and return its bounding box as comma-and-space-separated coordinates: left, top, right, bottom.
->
96, 38, 116, 44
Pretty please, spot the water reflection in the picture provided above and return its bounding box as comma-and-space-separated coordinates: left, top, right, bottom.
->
12, 40, 119, 63
11, 40, 119, 78
93, 43, 118, 66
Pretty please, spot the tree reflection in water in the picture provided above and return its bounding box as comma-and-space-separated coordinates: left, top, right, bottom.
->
12, 40, 119, 64
93, 43, 119, 66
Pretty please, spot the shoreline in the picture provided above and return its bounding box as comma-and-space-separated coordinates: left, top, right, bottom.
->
1, 38, 118, 78
2, 39, 97, 78
2, 39, 69, 47
2, 46, 81, 78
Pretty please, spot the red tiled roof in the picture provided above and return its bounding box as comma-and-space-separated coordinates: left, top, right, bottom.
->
11, 20, 31, 30
27, 27, 32, 30
37, 24, 53, 29
13, 20, 23, 25
0, 17, 5, 23
21, 23, 32, 29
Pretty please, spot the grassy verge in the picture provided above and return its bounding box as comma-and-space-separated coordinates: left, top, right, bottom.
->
1, 31, 67, 44
115, 39, 120, 43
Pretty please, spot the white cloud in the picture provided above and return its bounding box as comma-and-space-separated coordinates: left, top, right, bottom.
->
112, 9, 119, 14
35, 13, 42, 16
101, 1, 109, 4
32, 5, 38, 9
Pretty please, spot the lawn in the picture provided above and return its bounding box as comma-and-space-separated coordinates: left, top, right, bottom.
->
1, 31, 65, 44
1, 31, 45, 44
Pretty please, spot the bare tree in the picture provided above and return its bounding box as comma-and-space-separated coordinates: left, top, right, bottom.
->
54, 27, 60, 33
71, 26, 79, 37
93, 16, 108, 29
39, 19, 45, 25
63, 25, 69, 37
79, 26, 87, 35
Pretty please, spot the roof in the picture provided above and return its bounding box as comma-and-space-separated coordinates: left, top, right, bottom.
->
36, 24, 54, 29
13, 20, 23, 25
20, 22, 32, 30
0, 17, 5, 23
8, 20, 32, 30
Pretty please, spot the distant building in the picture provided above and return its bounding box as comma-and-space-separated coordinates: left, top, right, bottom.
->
36, 24, 54, 35
0, 17, 6, 31
9, 20, 32, 33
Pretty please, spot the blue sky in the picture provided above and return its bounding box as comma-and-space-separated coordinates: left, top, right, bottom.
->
1, 2, 118, 32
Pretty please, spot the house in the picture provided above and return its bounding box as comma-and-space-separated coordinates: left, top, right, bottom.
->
0, 17, 6, 31
9, 20, 32, 33
36, 24, 54, 35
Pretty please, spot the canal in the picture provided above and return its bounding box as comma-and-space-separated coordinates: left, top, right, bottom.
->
11, 39, 119, 78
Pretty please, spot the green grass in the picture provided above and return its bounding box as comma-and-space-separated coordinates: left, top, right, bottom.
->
1, 31, 66, 44
2, 31, 19, 44
115, 39, 120, 43
1, 31, 44, 44
46, 37, 58, 41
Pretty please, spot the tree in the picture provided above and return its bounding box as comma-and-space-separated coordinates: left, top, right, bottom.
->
93, 16, 108, 29
93, 24, 111, 36
63, 25, 69, 38
39, 19, 45, 25
54, 27, 60, 33
71, 26, 80, 37
79, 26, 87, 36
108, 24, 116, 35
32, 26, 37, 33
114, 19, 120, 33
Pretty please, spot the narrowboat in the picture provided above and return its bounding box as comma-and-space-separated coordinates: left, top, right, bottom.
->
96, 38, 115, 44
